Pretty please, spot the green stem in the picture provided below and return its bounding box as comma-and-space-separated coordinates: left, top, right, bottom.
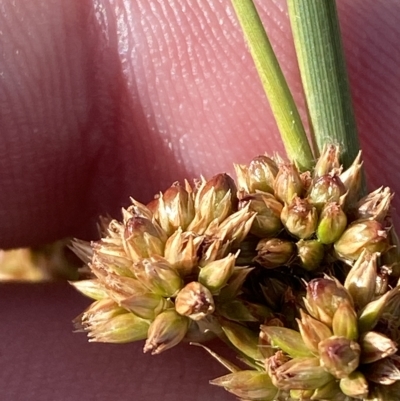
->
231, 0, 314, 171
287, 0, 360, 168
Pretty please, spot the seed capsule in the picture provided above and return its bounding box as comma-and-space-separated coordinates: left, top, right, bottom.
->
359, 331, 397, 364
318, 336, 361, 379
339, 371, 369, 399
255, 238, 295, 268
274, 163, 304, 204
308, 174, 346, 209
296, 239, 324, 271
281, 197, 318, 239
316, 202, 347, 244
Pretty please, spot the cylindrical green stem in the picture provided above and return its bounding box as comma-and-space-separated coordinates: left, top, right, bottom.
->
287, 0, 360, 168
231, 0, 314, 171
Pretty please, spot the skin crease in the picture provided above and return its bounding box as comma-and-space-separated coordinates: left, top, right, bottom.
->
1, 0, 400, 400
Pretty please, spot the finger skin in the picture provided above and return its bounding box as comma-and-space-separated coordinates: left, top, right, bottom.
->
2, 0, 400, 247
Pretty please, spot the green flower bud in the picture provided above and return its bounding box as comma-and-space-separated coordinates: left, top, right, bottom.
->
70, 279, 108, 301
311, 379, 343, 400
281, 197, 318, 239
332, 303, 358, 341
133, 256, 183, 297
334, 220, 389, 262
304, 278, 353, 327
174, 282, 215, 321
363, 357, 400, 385
155, 183, 194, 234
164, 229, 202, 276
358, 286, 400, 333
339, 371, 369, 399
290, 389, 315, 399
270, 357, 333, 391
344, 250, 378, 309
210, 370, 278, 401
339, 151, 363, 207
235, 155, 278, 194
77, 299, 150, 343
316, 202, 347, 244
297, 309, 332, 354
308, 174, 346, 209
260, 325, 314, 358
120, 293, 172, 320
296, 239, 324, 271
360, 331, 397, 364
123, 216, 167, 262
239, 192, 283, 238
198, 253, 236, 294
143, 309, 189, 354
318, 336, 361, 379
188, 173, 237, 233
255, 238, 295, 268
355, 186, 393, 222
273, 163, 304, 204
314, 144, 341, 178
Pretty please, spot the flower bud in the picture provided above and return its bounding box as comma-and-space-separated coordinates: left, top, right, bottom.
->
314, 144, 341, 178
318, 336, 361, 379
77, 299, 150, 343
156, 183, 194, 234
270, 357, 333, 391
358, 286, 400, 333
235, 155, 278, 194
133, 256, 183, 297
260, 325, 313, 358
121, 293, 172, 320
316, 202, 347, 244
289, 389, 315, 400
339, 151, 363, 207
255, 238, 295, 268
198, 253, 236, 294
210, 370, 278, 401
273, 163, 304, 204
360, 331, 397, 364
331, 302, 358, 341
308, 174, 346, 209
296, 309, 332, 354
296, 239, 324, 271
123, 216, 167, 262
339, 371, 369, 399
174, 282, 215, 320
239, 192, 283, 238
334, 220, 389, 262
164, 229, 202, 276
344, 250, 378, 309
311, 379, 343, 400
355, 186, 393, 222
305, 278, 353, 327
281, 197, 318, 239
143, 309, 189, 354
363, 357, 400, 385
70, 279, 108, 301
188, 174, 236, 233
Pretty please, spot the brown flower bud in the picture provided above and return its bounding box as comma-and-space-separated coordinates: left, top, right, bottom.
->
308, 174, 346, 209
281, 197, 318, 239
304, 278, 353, 327
363, 357, 400, 385
239, 192, 283, 238
143, 309, 189, 354
314, 144, 341, 178
297, 309, 332, 354
344, 249, 378, 309
123, 216, 167, 262
334, 220, 389, 262
316, 202, 347, 244
296, 239, 324, 271
174, 282, 215, 321
318, 336, 361, 379
156, 183, 194, 234
355, 186, 393, 222
133, 256, 183, 297
339, 151, 363, 207
273, 163, 304, 204
255, 238, 295, 268
360, 331, 398, 364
